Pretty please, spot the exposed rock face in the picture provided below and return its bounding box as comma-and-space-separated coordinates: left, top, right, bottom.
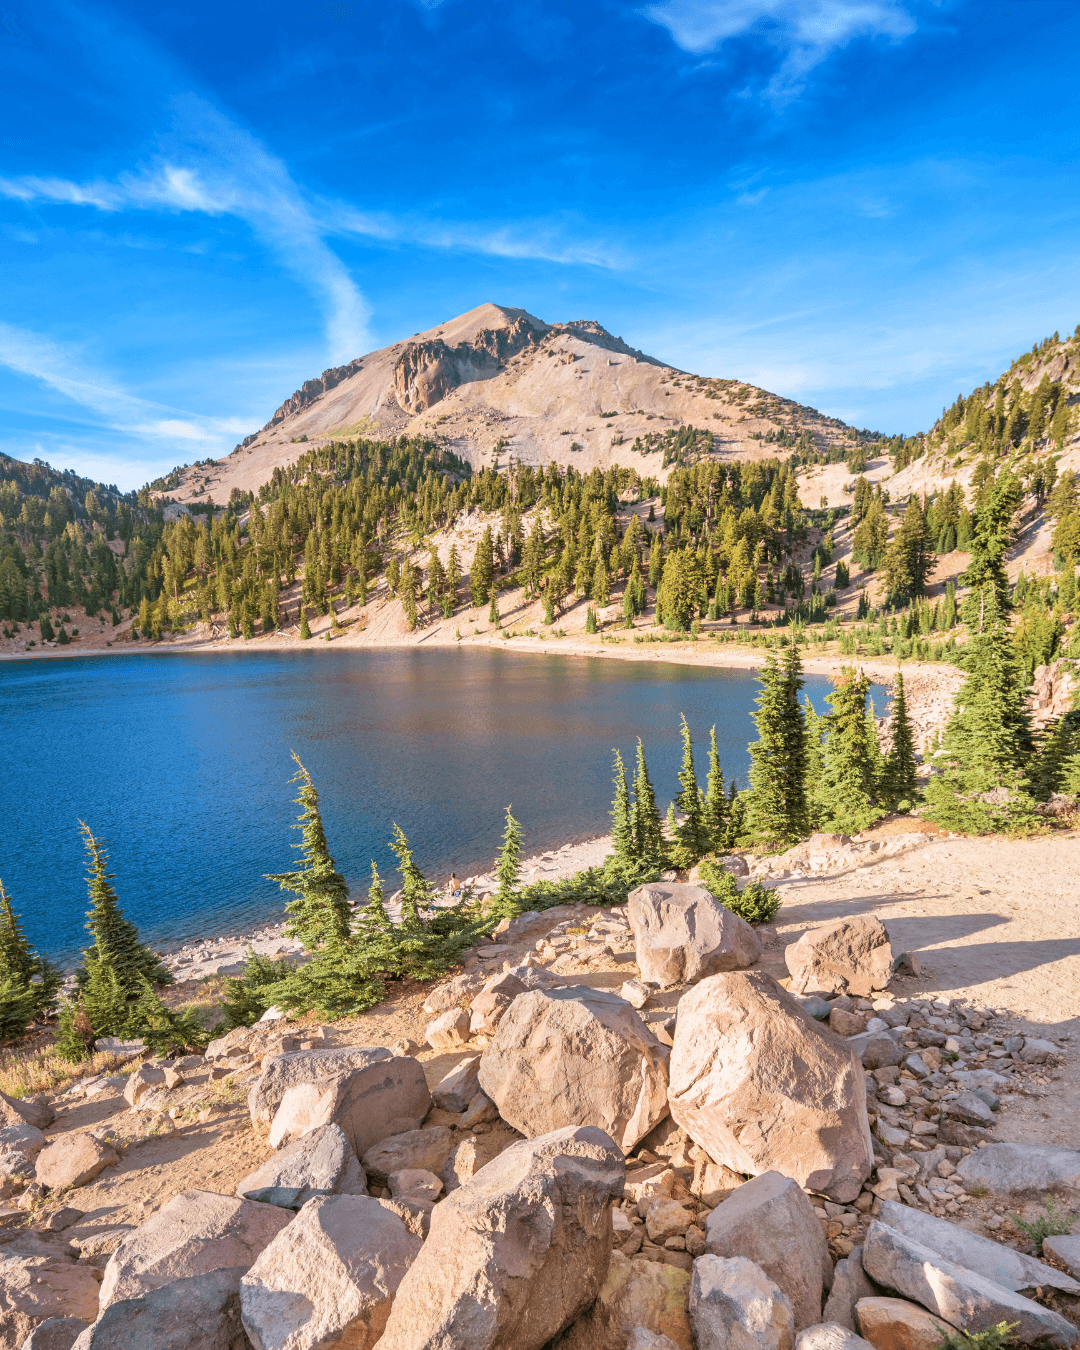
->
35, 1134, 119, 1192
393, 314, 542, 413
265, 358, 365, 431
689, 1255, 796, 1350
263, 1053, 431, 1154
240, 1195, 421, 1350
479, 987, 670, 1152
1028, 659, 1078, 731
99, 1189, 292, 1309
785, 918, 893, 998
703, 1171, 833, 1331
861, 1220, 1078, 1347
855, 1296, 957, 1350
549, 1249, 693, 1350
375, 1125, 624, 1350
668, 971, 873, 1202
69, 1266, 251, 1350
235, 1122, 367, 1210
627, 883, 762, 988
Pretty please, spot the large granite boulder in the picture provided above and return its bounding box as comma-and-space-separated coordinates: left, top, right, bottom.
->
35, 1134, 119, 1192
0, 1245, 98, 1350
240, 1194, 421, 1350
668, 971, 873, 1203
99, 1189, 291, 1310
703, 1171, 833, 1331
478, 987, 670, 1152
627, 883, 762, 988
69, 1266, 250, 1350
263, 1053, 431, 1154
469, 973, 528, 1037
861, 1220, 1078, 1347
954, 1143, 1080, 1195
375, 1125, 624, 1350
785, 918, 892, 998
689, 1255, 796, 1350
235, 1122, 367, 1210
0, 1089, 53, 1131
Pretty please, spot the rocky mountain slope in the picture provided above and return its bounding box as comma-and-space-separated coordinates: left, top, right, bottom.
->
167, 303, 870, 508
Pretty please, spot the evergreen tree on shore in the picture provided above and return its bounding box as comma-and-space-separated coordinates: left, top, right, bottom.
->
389, 824, 434, 931
744, 635, 808, 846
266, 755, 351, 952
672, 715, 710, 863
817, 667, 883, 834
882, 672, 919, 805
632, 739, 665, 864
78, 823, 171, 997
703, 727, 727, 850
494, 805, 523, 914
0, 882, 59, 1025
611, 751, 635, 864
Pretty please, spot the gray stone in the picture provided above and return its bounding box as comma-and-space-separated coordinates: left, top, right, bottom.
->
823, 1247, 876, 1331
668, 971, 873, 1203
361, 1125, 454, 1185
375, 1125, 624, 1350
19, 1317, 87, 1350
789, 994, 833, 1022
941, 1093, 995, 1128
388, 1167, 442, 1203
1020, 1039, 1058, 1064
955, 1143, 1080, 1195
861, 1036, 902, 1070
785, 917, 893, 999
627, 883, 762, 988
248, 1046, 391, 1130
703, 1171, 833, 1331
432, 1056, 482, 1112
240, 1194, 421, 1350
689, 1255, 796, 1350
0, 1126, 46, 1161
35, 1134, 118, 1191
876, 1200, 1080, 1296
861, 1220, 1078, 1346
479, 986, 670, 1152
1043, 1236, 1080, 1280
235, 1122, 367, 1210
438, 1127, 521, 1193
69, 1266, 251, 1350
264, 1052, 431, 1155
795, 1326, 876, 1350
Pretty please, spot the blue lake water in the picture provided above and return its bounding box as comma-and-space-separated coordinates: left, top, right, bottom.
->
1, 648, 880, 963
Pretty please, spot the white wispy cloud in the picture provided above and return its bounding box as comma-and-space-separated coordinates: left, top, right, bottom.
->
641, 0, 917, 94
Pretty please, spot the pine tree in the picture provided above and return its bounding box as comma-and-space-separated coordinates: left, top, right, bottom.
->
78, 824, 170, 1006
129, 975, 211, 1056
962, 472, 1021, 618
56, 997, 95, 1063
0, 882, 58, 1020
672, 715, 710, 863
703, 726, 727, 850
865, 696, 886, 794
632, 739, 665, 863
489, 591, 500, 627
299, 609, 311, 640
494, 805, 523, 915
446, 545, 462, 610
744, 636, 809, 846
389, 825, 434, 931
611, 751, 635, 863
882, 672, 919, 805
471, 527, 494, 607
816, 667, 884, 834
266, 755, 351, 952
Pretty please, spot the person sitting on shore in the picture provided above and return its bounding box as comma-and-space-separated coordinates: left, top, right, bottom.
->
447, 872, 461, 896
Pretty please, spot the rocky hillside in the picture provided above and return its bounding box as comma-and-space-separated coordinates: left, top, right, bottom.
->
166, 303, 874, 509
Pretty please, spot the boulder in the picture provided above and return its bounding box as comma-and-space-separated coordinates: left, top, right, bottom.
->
375, 1125, 624, 1350
425, 1009, 470, 1050
123, 1063, 166, 1107
861, 1036, 902, 1071
35, 1134, 119, 1192
703, 1171, 833, 1331
432, 1056, 482, 1112
0, 1126, 45, 1161
549, 1250, 693, 1350
1043, 1236, 1080, 1280
439, 1128, 521, 1193
855, 1297, 956, 1350
628, 1331, 683, 1350
239, 1194, 421, 1350
621, 980, 651, 1009
0, 1247, 98, 1350
248, 1047, 392, 1130
0, 1091, 53, 1132
689, 1255, 796, 1350
668, 972, 873, 1203
99, 1189, 291, 1309
644, 1197, 693, 1243
376, 1196, 433, 1239
235, 1122, 367, 1210
19, 1317, 87, 1350
942, 1093, 995, 1128
955, 1143, 1080, 1195
263, 1054, 431, 1154
388, 1168, 442, 1203
861, 1220, 1078, 1347
68, 1266, 251, 1350
785, 918, 893, 998
461, 1092, 499, 1128
361, 1126, 454, 1185
478, 986, 670, 1152
627, 883, 762, 988
822, 1247, 876, 1331
876, 1200, 1080, 1295
469, 973, 527, 1037
796, 1327, 876, 1350
692, 1158, 745, 1208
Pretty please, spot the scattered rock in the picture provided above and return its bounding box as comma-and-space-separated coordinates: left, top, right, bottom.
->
239, 1194, 421, 1350
823, 1246, 876, 1331
0, 1126, 46, 1161
39, 1208, 84, 1233
549, 1249, 693, 1350
69, 1265, 251, 1350
460, 1092, 499, 1129
375, 1125, 624, 1350
861, 1219, 1078, 1346
19, 1316, 87, 1350
432, 1056, 482, 1112
796, 1326, 876, 1350
785, 917, 893, 998
621, 980, 651, 1010
388, 1168, 442, 1203
861, 1036, 902, 1071
0, 1245, 98, 1350
235, 1122, 367, 1210
479, 986, 670, 1152
123, 1063, 166, 1108
99, 1189, 292, 1309
627, 1331, 684, 1350
644, 1197, 693, 1243
438, 1127, 521, 1193
955, 1143, 1080, 1195
689, 1255, 796, 1350
249, 1046, 395, 1131
941, 1094, 995, 1129
691, 1158, 745, 1208
361, 1126, 454, 1186
703, 1171, 833, 1331
469, 973, 527, 1037
627, 883, 762, 988
426, 1008, 471, 1050
0, 1090, 53, 1132
855, 1296, 957, 1350
668, 971, 873, 1203
35, 1134, 119, 1192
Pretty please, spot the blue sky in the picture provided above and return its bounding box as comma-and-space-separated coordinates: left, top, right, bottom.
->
3, 0, 1080, 490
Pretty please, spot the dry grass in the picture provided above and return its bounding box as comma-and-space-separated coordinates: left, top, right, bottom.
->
0, 1030, 126, 1099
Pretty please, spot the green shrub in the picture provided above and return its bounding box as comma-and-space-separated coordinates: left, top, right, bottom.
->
1010, 1197, 1072, 1251
696, 859, 780, 923
936, 1322, 1018, 1350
